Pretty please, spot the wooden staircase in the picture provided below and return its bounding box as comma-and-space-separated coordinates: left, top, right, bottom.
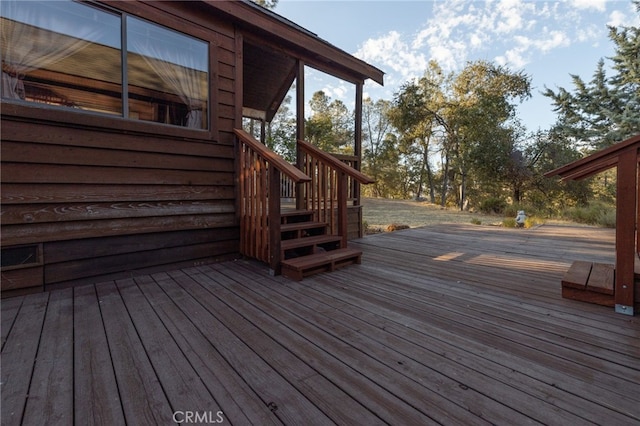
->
279, 210, 362, 281
235, 129, 373, 281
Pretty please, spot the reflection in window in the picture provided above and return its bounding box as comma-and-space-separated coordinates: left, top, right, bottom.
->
0, 0, 209, 129
127, 17, 208, 129
0, 0, 122, 114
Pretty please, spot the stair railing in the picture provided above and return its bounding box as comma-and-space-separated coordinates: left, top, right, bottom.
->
235, 129, 310, 272
297, 139, 375, 248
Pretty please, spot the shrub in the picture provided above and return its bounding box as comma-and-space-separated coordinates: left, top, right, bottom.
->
524, 216, 545, 228
562, 202, 616, 227
470, 218, 482, 225
502, 218, 517, 228
479, 197, 507, 214
596, 209, 616, 228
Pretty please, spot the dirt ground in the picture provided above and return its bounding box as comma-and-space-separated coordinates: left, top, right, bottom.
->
361, 197, 502, 232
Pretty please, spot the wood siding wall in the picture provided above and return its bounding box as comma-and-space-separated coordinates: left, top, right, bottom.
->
1, 2, 240, 296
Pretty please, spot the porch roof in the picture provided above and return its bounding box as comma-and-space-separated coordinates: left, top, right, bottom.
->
204, 0, 385, 122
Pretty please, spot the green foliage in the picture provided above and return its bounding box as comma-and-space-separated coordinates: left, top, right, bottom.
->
389, 60, 532, 209
561, 201, 616, 227
251, 0, 278, 9
470, 218, 482, 225
479, 197, 507, 214
543, 3, 640, 149
362, 98, 404, 198
266, 93, 297, 162
502, 218, 517, 228
524, 216, 545, 228
305, 91, 354, 154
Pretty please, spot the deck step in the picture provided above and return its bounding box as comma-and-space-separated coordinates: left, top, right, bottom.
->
281, 221, 328, 238
281, 247, 362, 281
281, 209, 315, 224
281, 234, 342, 252
561, 261, 615, 307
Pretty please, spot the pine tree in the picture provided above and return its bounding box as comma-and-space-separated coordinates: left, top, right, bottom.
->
543, 2, 640, 149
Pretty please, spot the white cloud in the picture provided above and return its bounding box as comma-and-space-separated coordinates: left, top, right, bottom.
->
321, 82, 349, 101
568, 0, 607, 12
495, 0, 528, 34
355, 31, 428, 85
608, 4, 640, 28
356, 0, 611, 81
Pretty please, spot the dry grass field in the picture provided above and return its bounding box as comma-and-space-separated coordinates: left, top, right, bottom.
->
361, 197, 501, 232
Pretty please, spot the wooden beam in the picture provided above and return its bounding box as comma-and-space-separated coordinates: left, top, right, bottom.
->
268, 166, 281, 274
296, 60, 306, 211
242, 107, 266, 121
354, 82, 363, 206
615, 149, 637, 315
545, 135, 640, 180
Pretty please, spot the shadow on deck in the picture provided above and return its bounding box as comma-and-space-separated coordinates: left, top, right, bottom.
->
2, 224, 639, 425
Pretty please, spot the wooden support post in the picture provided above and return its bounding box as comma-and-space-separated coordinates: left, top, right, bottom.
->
337, 171, 348, 248
296, 60, 306, 211
637, 156, 640, 259
615, 149, 636, 315
269, 166, 282, 275
354, 81, 363, 206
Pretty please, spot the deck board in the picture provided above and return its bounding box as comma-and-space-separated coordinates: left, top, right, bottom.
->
2, 223, 639, 425
22, 289, 73, 426
1, 292, 48, 426
72, 284, 125, 425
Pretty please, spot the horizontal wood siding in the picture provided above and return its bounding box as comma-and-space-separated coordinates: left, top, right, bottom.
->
1, 119, 238, 292
1, 2, 240, 294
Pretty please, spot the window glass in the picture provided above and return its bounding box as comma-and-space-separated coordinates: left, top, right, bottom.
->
0, 0, 122, 114
1, 1, 210, 130
127, 17, 208, 129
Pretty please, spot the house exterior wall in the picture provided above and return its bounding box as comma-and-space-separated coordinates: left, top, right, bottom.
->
1, 2, 241, 295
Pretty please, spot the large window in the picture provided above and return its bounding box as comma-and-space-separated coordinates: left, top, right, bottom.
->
0, 0, 209, 129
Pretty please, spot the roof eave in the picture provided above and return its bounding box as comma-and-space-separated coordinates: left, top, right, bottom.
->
544, 134, 640, 181
203, 0, 384, 86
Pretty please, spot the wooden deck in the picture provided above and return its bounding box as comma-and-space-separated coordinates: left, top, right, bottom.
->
2, 224, 639, 425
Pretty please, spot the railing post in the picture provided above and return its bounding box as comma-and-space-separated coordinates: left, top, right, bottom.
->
337, 170, 348, 248
269, 166, 282, 275
615, 149, 636, 315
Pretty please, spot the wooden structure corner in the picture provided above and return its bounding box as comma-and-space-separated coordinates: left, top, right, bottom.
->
546, 134, 640, 315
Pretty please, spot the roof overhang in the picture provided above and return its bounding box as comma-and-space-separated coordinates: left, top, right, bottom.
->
200, 1, 385, 122
545, 134, 640, 181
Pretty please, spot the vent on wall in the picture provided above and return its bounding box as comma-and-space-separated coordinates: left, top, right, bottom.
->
1, 244, 42, 270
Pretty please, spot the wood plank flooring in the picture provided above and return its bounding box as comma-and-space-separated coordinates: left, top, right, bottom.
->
2, 224, 639, 425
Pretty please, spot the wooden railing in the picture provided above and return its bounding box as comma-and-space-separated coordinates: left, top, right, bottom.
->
280, 153, 360, 203
235, 129, 310, 271
297, 140, 374, 247
235, 129, 373, 273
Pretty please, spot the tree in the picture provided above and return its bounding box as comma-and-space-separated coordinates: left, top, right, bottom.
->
525, 130, 592, 209
389, 61, 449, 202
305, 91, 354, 153
446, 61, 531, 209
266, 94, 297, 162
361, 97, 400, 198
251, 0, 278, 9
543, 2, 640, 149
388, 60, 531, 209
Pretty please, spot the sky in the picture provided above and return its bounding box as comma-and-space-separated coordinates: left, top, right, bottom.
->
275, 0, 640, 132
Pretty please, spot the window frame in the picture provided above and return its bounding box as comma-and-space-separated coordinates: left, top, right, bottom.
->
0, 0, 215, 139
